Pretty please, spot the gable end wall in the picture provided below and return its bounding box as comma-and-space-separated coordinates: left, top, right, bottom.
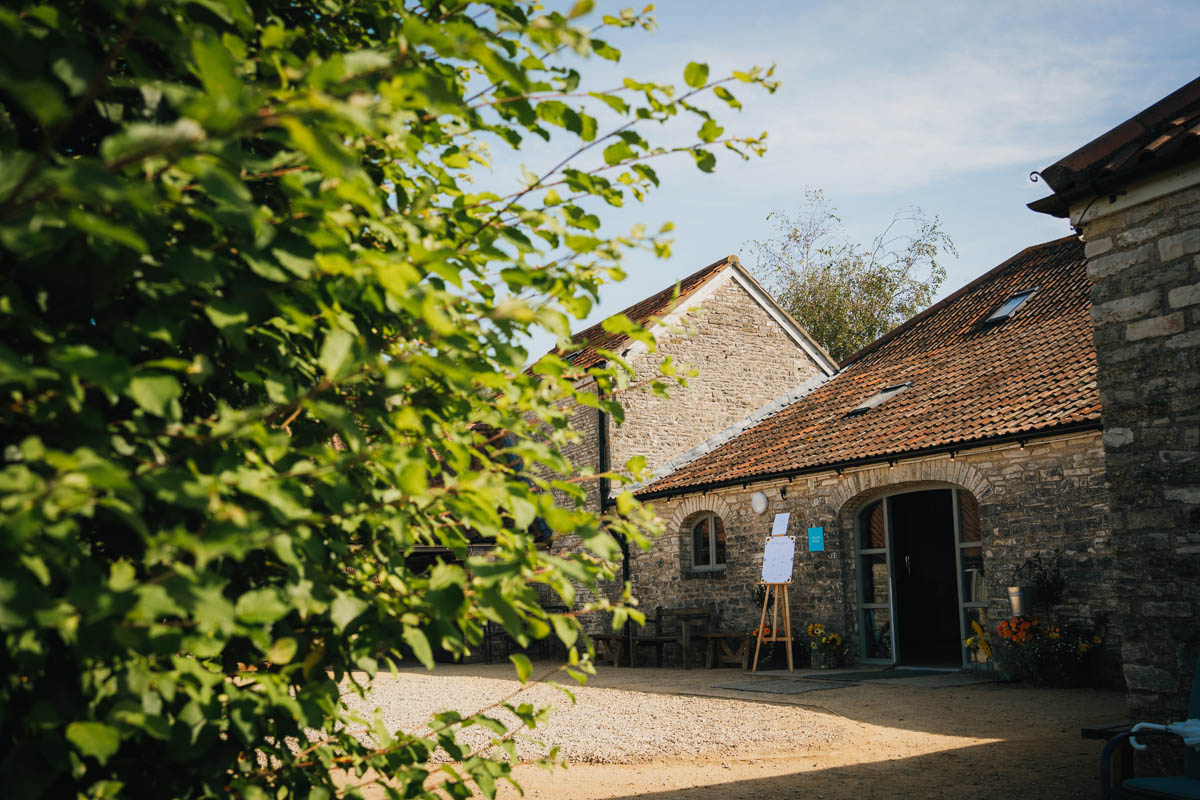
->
608, 276, 825, 479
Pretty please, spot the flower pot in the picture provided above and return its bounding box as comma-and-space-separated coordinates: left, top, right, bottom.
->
1007, 586, 1029, 617
809, 649, 840, 669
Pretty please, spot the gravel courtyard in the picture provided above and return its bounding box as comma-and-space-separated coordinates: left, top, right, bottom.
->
344, 661, 1128, 799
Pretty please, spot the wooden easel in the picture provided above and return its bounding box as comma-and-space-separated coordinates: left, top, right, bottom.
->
751, 582, 793, 672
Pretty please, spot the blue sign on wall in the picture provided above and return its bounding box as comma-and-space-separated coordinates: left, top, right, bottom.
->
807, 526, 825, 552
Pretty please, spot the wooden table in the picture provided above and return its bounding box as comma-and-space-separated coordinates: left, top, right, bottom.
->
698, 632, 751, 669
658, 607, 712, 670
591, 633, 627, 667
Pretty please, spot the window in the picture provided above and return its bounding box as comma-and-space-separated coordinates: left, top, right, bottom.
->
690, 512, 726, 570
984, 288, 1037, 323
847, 383, 910, 416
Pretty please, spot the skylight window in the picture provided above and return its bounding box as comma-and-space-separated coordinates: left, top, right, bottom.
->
847, 383, 910, 416
984, 288, 1037, 323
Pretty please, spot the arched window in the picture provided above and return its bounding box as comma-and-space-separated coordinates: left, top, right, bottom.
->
690, 512, 726, 571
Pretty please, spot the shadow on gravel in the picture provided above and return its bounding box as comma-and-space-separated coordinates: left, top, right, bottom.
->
593, 739, 1099, 800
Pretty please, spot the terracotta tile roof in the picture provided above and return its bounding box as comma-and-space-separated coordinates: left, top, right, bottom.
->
639, 236, 1099, 498
547, 256, 735, 369
1029, 76, 1200, 217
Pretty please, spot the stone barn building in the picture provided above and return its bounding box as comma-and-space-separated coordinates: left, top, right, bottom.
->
544, 78, 1197, 713
631, 236, 1115, 670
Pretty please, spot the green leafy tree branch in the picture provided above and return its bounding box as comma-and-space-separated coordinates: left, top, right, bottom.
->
0, 1, 775, 798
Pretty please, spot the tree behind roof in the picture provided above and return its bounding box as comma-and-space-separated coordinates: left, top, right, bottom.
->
747, 189, 955, 363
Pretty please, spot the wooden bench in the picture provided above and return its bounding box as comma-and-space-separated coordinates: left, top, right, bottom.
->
590, 629, 672, 667
645, 605, 716, 669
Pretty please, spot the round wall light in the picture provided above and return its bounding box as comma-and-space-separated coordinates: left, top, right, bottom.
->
750, 491, 769, 515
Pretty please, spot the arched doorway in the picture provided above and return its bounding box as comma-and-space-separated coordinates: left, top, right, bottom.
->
856, 487, 984, 667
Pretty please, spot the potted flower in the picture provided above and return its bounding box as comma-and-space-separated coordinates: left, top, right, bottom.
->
963, 619, 993, 671
807, 623, 845, 669
991, 614, 1106, 686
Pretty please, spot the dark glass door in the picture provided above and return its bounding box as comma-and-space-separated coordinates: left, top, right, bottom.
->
889, 489, 961, 666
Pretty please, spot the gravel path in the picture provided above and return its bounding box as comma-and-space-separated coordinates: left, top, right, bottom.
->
341, 666, 845, 765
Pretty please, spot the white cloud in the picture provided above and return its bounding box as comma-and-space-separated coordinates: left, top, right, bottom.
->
618, 0, 1200, 196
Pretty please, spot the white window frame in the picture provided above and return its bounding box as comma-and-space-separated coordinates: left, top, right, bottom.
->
984, 288, 1038, 323
690, 512, 726, 571
847, 382, 911, 416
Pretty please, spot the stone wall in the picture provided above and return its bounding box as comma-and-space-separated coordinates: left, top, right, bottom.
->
557, 389, 602, 513
608, 274, 826, 478
635, 433, 1116, 673
1079, 185, 1200, 719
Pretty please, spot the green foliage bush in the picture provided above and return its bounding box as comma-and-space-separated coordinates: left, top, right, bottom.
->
0, 1, 774, 797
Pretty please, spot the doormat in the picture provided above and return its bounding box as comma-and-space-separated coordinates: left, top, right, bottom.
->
712, 679, 856, 695
809, 669, 949, 682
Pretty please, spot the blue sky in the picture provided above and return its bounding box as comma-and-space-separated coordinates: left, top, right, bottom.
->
508, 1, 1200, 357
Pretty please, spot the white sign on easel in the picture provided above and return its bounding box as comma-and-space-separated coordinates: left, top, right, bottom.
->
761, 536, 795, 583
754, 512, 797, 672
761, 513, 794, 584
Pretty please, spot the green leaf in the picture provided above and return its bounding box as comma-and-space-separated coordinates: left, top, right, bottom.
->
235, 588, 290, 624
319, 329, 355, 378
203, 301, 249, 349
4, 78, 67, 125
602, 140, 634, 165
330, 592, 368, 632
125, 375, 182, 417
698, 119, 723, 143
590, 91, 628, 114
509, 653, 532, 684
51, 52, 96, 96
600, 313, 638, 336
691, 148, 716, 173
684, 62, 709, 89
403, 626, 434, 669
66, 210, 148, 253
66, 721, 121, 765
713, 85, 741, 110
591, 38, 620, 62
100, 119, 205, 165
191, 30, 243, 106
268, 637, 298, 664
108, 561, 136, 592
550, 614, 578, 649
567, 0, 594, 19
